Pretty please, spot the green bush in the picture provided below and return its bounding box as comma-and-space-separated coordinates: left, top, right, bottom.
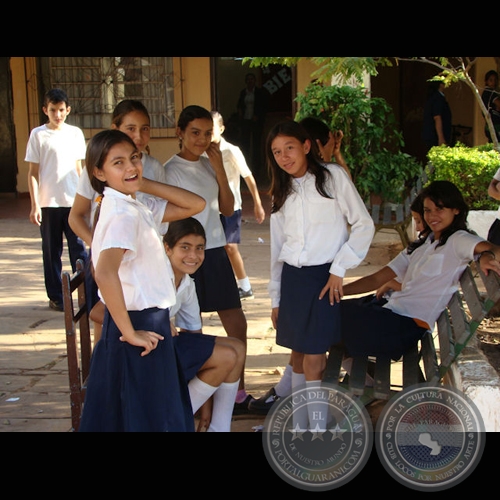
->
295, 82, 422, 203
428, 143, 500, 210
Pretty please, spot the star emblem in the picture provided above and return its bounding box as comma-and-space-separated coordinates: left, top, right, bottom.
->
310, 423, 326, 441
289, 423, 306, 441
329, 423, 347, 441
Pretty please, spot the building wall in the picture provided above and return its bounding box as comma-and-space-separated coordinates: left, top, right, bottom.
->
9, 57, 499, 195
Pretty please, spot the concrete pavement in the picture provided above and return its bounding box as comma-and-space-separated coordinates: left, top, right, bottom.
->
2, 190, 498, 432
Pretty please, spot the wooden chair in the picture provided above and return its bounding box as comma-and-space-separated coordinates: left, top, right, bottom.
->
62, 258, 92, 432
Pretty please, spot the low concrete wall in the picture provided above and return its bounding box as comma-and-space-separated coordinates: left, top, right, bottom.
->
445, 336, 500, 432
467, 210, 497, 239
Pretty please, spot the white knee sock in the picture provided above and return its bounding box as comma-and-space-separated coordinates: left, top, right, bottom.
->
291, 371, 308, 430
188, 376, 218, 414
207, 380, 239, 432
306, 380, 327, 432
274, 363, 293, 398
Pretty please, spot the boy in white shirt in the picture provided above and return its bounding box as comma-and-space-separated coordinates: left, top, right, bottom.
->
25, 88, 88, 311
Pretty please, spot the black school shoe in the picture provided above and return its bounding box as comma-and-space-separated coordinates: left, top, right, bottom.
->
49, 300, 64, 312
247, 387, 280, 414
232, 394, 257, 415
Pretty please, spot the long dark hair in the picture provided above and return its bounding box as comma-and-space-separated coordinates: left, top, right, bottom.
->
417, 180, 470, 250
406, 192, 431, 254
266, 120, 332, 213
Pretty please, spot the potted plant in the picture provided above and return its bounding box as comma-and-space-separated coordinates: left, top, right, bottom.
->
295, 81, 422, 204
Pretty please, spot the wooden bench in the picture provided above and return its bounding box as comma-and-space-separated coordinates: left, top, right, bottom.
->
323, 260, 500, 402
368, 163, 434, 248
62, 258, 92, 432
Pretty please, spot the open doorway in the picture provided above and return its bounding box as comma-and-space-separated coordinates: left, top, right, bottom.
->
211, 57, 294, 187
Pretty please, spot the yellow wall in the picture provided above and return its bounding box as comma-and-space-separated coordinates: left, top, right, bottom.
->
11, 57, 30, 194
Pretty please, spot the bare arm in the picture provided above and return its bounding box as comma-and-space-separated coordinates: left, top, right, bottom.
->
488, 178, 500, 201
243, 174, 265, 224
343, 266, 397, 297
69, 193, 93, 247
95, 248, 164, 356
318, 130, 351, 180
139, 178, 206, 223
76, 159, 83, 177
205, 142, 234, 216
27, 162, 41, 226
375, 278, 402, 299
433, 115, 447, 145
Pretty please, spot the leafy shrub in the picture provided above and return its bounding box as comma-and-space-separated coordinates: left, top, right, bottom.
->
295, 82, 423, 203
428, 143, 500, 210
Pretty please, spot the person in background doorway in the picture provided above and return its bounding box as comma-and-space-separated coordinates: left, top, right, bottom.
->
237, 72, 269, 177
210, 110, 266, 300
422, 79, 452, 155
481, 69, 500, 143
25, 88, 88, 313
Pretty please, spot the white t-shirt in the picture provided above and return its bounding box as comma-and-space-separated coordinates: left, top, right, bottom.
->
386, 230, 483, 327
168, 267, 202, 331
203, 137, 252, 211
163, 154, 226, 249
92, 187, 173, 311
24, 123, 86, 208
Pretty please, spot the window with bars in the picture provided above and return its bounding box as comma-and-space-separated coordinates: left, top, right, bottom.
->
41, 57, 177, 134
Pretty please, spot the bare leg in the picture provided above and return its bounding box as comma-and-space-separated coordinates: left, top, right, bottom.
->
224, 243, 246, 280
89, 300, 105, 344
217, 307, 247, 390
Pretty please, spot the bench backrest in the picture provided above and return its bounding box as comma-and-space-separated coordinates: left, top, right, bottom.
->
427, 261, 500, 385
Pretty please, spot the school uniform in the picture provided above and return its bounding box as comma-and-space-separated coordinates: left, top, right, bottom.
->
163, 154, 240, 312
79, 187, 193, 432
340, 230, 484, 360
268, 165, 375, 354
24, 123, 88, 306
169, 264, 216, 382
77, 153, 169, 310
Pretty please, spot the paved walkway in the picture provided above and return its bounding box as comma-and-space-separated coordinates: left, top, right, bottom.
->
0, 191, 402, 432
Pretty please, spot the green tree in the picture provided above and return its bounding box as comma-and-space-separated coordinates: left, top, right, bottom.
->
244, 57, 500, 151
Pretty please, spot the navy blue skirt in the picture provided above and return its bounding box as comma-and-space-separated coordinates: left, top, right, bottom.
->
277, 262, 341, 354
191, 246, 241, 312
340, 294, 428, 361
174, 332, 216, 382
79, 307, 194, 432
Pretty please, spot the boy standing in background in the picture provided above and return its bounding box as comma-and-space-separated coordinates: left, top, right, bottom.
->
25, 88, 88, 311
211, 111, 266, 300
